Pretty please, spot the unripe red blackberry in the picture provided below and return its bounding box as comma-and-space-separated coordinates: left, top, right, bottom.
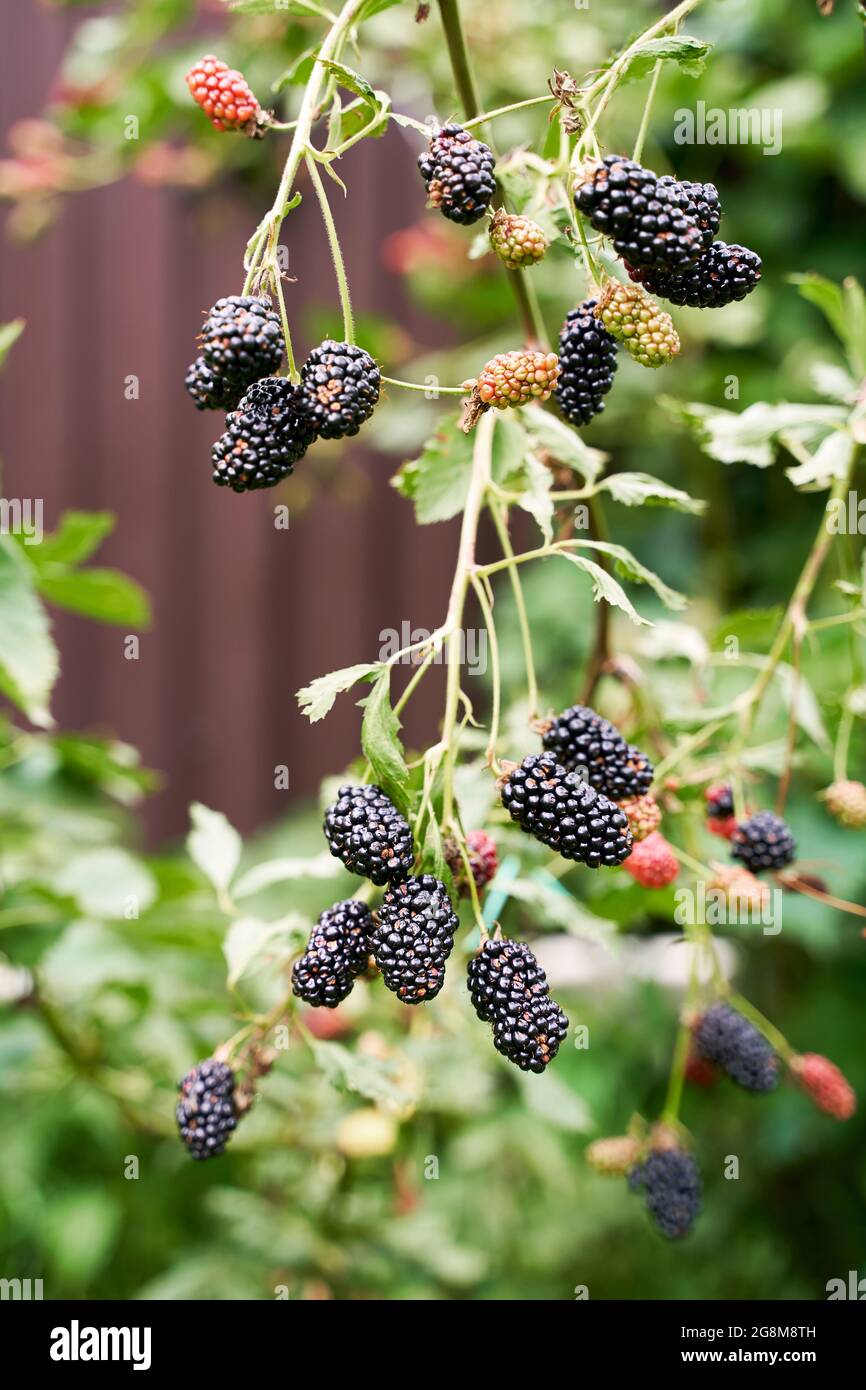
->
473, 350, 560, 410
629, 241, 762, 309
489, 210, 547, 269
684, 1043, 720, 1088
574, 156, 706, 272
299, 340, 380, 439
467, 937, 568, 1072
371, 874, 458, 1004
707, 863, 770, 915
185, 356, 244, 412
820, 779, 866, 829
542, 703, 654, 798
628, 1147, 702, 1238
500, 752, 633, 868
176, 1058, 237, 1159
212, 377, 317, 492
790, 1053, 856, 1121
185, 54, 267, 136
554, 299, 619, 427
418, 123, 496, 225
199, 295, 284, 387
292, 899, 373, 1008
623, 831, 678, 888
323, 784, 415, 886
693, 1003, 779, 1093
446, 828, 499, 897
730, 811, 796, 873
596, 282, 680, 368
617, 792, 662, 842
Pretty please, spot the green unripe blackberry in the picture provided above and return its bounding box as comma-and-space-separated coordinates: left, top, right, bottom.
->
596, 282, 680, 368
730, 810, 796, 874
371, 874, 458, 1003
629, 241, 762, 308
323, 784, 415, 886
211, 376, 317, 492
199, 294, 284, 386
292, 899, 373, 1007
542, 703, 654, 798
500, 752, 633, 867
418, 123, 496, 226
489, 210, 547, 269
176, 1058, 237, 1159
299, 340, 380, 439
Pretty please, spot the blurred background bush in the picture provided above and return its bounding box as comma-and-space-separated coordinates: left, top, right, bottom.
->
0, 0, 864, 1300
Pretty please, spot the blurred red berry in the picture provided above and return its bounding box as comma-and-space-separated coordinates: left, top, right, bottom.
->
465, 829, 498, 891
791, 1053, 856, 1120
623, 831, 678, 888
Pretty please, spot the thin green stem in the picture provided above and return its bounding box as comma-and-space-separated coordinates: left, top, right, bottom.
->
462, 94, 556, 130
632, 59, 663, 163
728, 993, 795, 1066
661, 1018, 692, 1125
834, 703, 854, 783
381, 375, 467, 396
470, 572, 502, 768
304, 152, 354, 344
490, 500, 539, 718
393, 648, 438, 718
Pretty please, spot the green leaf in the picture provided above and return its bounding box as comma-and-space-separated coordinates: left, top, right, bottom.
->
790, 273, 849, 349
621, 34, 711, 82
223, 913, 308, 988
598, 471, 706, 515
0, 318, 25, 368
521, 409, 606, 483
310, 1039, 417, 1113
273, 48, 319, 93
773, 661, 831, 753
516, 451, 555, 542
665, 397, 847, 468
27, 510, 113, 567
359, 666, 410, 813
558, 551, 650, 627
319, 59, 377, 108
0, 536, 58, 727
188, 802, 242, 894
711, 606, 784, 654
842, 276, 866, 378
36, 566, 151, 628
296, 661, 382, 722
785, 428, 856, 491
233, 853, 342, 898
53, 847, 157, 919
576, 539, 688, 611
392, 415, 474, 524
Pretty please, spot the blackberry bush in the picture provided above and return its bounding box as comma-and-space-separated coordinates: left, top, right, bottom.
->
629, 241, 762, 308
212, 377, 317, 492
299, 341, 381, 439
468, 937, 568, 1072
574, 156, 707, 272
596, 282, 680, 368
542, 704, 654, 798
199, 295, 284, 388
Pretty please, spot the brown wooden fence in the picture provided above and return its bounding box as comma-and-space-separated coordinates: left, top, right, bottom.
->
0, 0, 457, 844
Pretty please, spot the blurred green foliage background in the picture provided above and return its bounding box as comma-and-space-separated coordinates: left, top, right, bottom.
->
1, 0, 865, 1301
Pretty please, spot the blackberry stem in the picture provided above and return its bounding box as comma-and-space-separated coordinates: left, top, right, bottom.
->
489, 499, 539, 719
381, 375, 467, 395
304, 152, 355, 344
470, 571, 502, 768
632, 58, 664, 163
834, 703, 854, 783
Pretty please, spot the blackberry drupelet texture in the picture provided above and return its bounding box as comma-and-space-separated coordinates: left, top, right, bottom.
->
596, 282, 680, 368
693, 1003, 779, 1093
185, 54, 266, 135
418, 123, 496, 225
542, 703, 654, 798
199, 295, 284, 387
629, 241, 762, 308
617, 792, 662, 842
489, 211, 547, 269
212, 377, 317, 492
467, 937, 568, 1072
292, 899, 373, 1007
371, 875, 458, 1003
323, 784, 415, 886
623, 831, 679, 888
574, 156, 706, 272
176, 1058, 237, 1159
628, 1149, 702, 1238
185, 355, 244, 412
554, 299, 619, 427
500, 752, 633, 867
299, 340, 380, 438
705, 782, 735, 818
473, 350, 560, 409
730, 810, 796, 873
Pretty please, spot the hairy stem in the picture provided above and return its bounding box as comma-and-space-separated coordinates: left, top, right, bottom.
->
304, 152, 355, 344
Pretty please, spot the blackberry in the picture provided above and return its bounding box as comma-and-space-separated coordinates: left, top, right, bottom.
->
596, 282, 680, 368
705, 782, 734, 818
623, 831, 679, 888
628, 1149, 702, 1239
820, 779, 866, 829
212, 377, 317, 492
489, 210, 547, 269
323, 783, 415, 886
418, 123, 496, 226
185, 54, 267, 136
693, 1003, 779, 1093
176, 1058, 237, 1159
791, 1053, 856, 1121
292, 899, 373, 1007
500, 752, 633, 867
473, 349, 560, 410
299, 340, 380, 439
658, 176, 721, 251
185, 355, 244, 412
199, 295, 284, 387
467, 937, 568, 1072
574, 156, 705, 272
542, 703, 654, 798
730, 810, 796, 873
629, 241, 762, 308
554, 299, 619, 428
371, 874, 458, 1003
618, 792, 662, 843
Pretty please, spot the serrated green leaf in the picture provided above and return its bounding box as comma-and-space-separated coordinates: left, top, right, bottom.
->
188, 803, 241, 894
522, 409, 606, 483
785, 428, 856, 491
392, 415, 474, 524
319, 59, 377, 107
0, 536, 58, 727
576, 539, 688, 611
558, 551, 650, 627
296, 661, 382, 722
665, 397, 847, 468
621, 34, 711, 82
598, 471, 706, 514
359, 667, 410, 814
36, 567, 151, 628
310, 1039, 417, 1113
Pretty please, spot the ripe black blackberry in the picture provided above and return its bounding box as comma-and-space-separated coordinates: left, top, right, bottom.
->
292, 898, 373, 1007
705, 782, 735, 818
574, 156, 705, 272
628, 1149, 702, 1239
199, 294, 284, 386
730, 810, 796, 873
658, 176, 721, 251
693, 1003, 779, 1093
417, 123, 496, 225
176, 1058, 237, 1159
212, 376, 317, 492
468, 937, 568, 1072
500, 752, 633, 867
554, 299, 619, 427
185, 355, 244, 412
542, 703, 654, 798
323, 783, 415, 886
371, 874, 458, 1004
299, 340, 380, 438
629, 241, 762, 308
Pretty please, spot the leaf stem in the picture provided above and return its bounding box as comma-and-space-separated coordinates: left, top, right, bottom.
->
304, 151, 355, 344
490, 500, 539, 719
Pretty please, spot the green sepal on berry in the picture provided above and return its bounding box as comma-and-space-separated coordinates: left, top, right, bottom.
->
488, 210, 548, 270
595, 282, 680, 369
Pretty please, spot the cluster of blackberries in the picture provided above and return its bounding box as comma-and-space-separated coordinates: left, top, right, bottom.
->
500, 752, 633, 867
185, 297, 380, 492
468, 937, 569, 1072
628, 1148, 703, 1239
542, 703, 654, 799
418, 123, 496, 225
176, 1058, 238, 1159
693, 1003, 779, 1093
